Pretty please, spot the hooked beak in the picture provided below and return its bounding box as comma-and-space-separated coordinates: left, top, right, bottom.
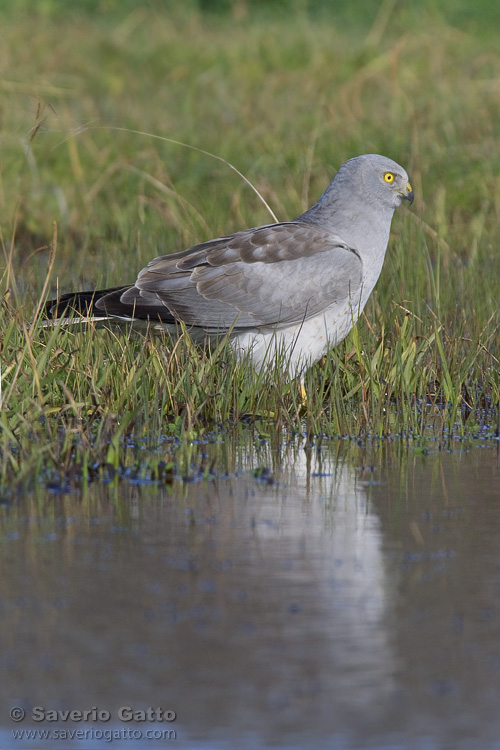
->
402, 180, 414, 204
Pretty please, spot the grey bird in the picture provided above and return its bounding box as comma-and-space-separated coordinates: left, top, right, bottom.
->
45, 154, 413, 375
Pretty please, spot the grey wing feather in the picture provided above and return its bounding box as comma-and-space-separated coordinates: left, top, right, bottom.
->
106, 222, 363, 332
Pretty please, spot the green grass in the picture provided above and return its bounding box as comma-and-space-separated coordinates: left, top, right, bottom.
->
1, 1, 500, 489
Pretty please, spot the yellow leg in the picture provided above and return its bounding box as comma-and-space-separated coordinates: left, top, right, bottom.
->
298, 380, 307, 405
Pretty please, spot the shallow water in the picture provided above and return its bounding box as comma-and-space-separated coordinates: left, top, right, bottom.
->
1, 437, 500, 750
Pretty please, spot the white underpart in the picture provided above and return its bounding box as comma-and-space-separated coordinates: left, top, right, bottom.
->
231, 242, 386, 374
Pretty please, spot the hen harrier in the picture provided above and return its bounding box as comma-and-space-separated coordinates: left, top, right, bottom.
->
45, 154, 413, 375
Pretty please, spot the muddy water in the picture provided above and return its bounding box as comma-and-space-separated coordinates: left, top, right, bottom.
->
1, 438, 500, 749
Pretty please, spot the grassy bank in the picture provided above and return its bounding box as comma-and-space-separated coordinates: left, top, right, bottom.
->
1, 1, 500, 488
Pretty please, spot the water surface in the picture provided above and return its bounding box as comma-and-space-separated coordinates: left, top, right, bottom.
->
1, 438, 499, 749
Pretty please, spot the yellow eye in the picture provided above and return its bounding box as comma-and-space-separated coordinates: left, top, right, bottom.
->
384, 172, 395, 183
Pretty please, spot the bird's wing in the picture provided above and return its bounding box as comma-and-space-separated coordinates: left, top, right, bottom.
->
99, 222, 363, 333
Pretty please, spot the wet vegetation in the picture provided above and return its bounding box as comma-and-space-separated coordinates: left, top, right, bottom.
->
1, 0, 500, 491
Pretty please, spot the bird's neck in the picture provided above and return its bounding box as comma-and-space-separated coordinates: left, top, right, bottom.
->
297, 191, 394, 257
